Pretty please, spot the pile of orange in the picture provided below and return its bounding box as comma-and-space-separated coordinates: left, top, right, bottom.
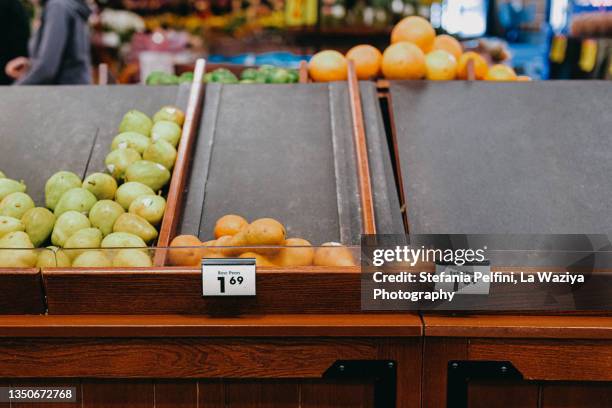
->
308, 16, 527, 82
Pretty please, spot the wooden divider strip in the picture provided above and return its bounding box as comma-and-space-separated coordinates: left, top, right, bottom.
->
155, 59, 207, 265
347, 60, 377, 235
298, 61, 309, 83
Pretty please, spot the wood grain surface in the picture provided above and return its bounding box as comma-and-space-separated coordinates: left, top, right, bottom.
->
467, 381, 539, 408
422, 337, 468, 408
540, 383, 612, 407
0, 313, 422, 337
0, 269, 45, 314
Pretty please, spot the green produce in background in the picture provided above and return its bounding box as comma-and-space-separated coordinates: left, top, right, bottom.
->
118, 110, 153, 136
143, 140, 177, 170
72, 250, 112, 268
146, 71, 180, 86
51, 211, 91, 247
22, 207, 55, 247
83, 173, 118, 201
0, 231, 37, 268
115, 182, 155, 210
125, 161, 171, 192
105, 148, 142, 180
89, 200, 125, 237
0, 171, 5, 178
0, 178, 27, 202
0, 216, 25, 239
63, 228, 103, 260
36, 246, 71, 268
113, 213, 158, 243
151, 121, 181, 147
153, 106, 185, 126
178, 72, 194, 83
54, 188, 97, 217
112, 248, 153, 267
129, 195, 166, 226
101, 232, 147, 249
0, 192, 35, 219
45, 171, 82, 211
111, 132, 151, 154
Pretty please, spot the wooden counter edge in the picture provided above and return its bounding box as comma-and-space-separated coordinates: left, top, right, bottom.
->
423, 314, 612, 339
0, 313, 422, 338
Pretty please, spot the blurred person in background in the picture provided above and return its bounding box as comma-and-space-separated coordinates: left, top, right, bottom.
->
5, 0, 92, 84
0, 0, 30, 85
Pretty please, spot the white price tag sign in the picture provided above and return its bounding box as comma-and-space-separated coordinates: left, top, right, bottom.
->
202, 258, 256, 296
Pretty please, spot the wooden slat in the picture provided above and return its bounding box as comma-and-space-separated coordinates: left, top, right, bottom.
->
424, 315, 612, 339
43, 267, 367, 315
155, 381, 197, 408
467, 381, 539, 408
226, 381, 299, 407
0, 314, 422, 338
347, 61, 376, 235
377, 338, 423, 408
541, 383, 612, 407
198, 381, 225, 408
155, 59, 207, 264
422, 337, 468, 408
0, 338, 378, 378
82, 380, 154, 408
469, 339, 612, 381
299, 61, 309, 83
301, 381, 374, 408
0, 269, 45, 314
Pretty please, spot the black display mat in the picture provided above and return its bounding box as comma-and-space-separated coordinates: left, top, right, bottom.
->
390, 81, 612, 235
179, 83, 364, 245
360, 82, 404, 235
0, 85, 188, 205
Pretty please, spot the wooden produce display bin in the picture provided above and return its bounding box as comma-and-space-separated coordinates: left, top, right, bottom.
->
0, 84, 189, 314
385, 80, 612, 404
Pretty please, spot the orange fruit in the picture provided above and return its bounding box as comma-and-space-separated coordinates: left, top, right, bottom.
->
239, 252, 276, 267
313, 242, 356, 267
214, 214, 248, 238
517, 75, 532, 81
456, 51, 488, 80
272, 238, 315, 267
381, 42, 426, 80
308, 50, 348, 82
346, 44, 382, 80
391, 16, 435, 52
432, 35, 463, 60
485, 64, 517, 81
425, 50, 457, 80
168, 234, 202, 266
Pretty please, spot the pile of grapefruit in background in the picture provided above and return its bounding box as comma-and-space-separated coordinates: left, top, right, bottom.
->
308, 16, 529, 82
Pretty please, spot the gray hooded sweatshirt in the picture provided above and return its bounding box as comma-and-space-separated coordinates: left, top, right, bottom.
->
17, 0, 92, 85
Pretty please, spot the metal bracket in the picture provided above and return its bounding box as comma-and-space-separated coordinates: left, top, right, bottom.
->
447, 360, 524, 408
323, 360, 396, 408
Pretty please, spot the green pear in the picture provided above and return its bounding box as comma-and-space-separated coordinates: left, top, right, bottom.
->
118, 110, 153, 136
22, 207, 55, 247
153, 106, 185, 126
129, 195, 166, 226
0, 231, 37, 268
72, 250, 112, 268
151, 120, 181, 147
111, 132, 151, 154
51, 210, 91, 247
36, 246, 71, 268
83, 173, 117, 201
0, 171, 5, 178
125, 161, 170, 192
54, 188, 97, 217
143, 139, 177, 170
0, 178, 27, 201
101, 232, 146, 249
45, 171, 82, 211
89, 200, 124, 236
115, 182, 154, 210
105, 148, 141, 180
113, 213, 158, 243
63, 228, 103, 260
0, 192, 35, 219
112, 249, 153, 267
0, 216, 25, 239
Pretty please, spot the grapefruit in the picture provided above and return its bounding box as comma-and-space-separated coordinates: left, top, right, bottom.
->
425, 50, 457, 80
381, 42, 426, 80
346, 44, 382, 80
485, 64, 517, 81
456, 51, 488, 80
308, 50, 348, 82
432, 35, 463, 60
391, 16, 435, 52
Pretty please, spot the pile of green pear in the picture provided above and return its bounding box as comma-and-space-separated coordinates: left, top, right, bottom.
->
0, 105, 185, 269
